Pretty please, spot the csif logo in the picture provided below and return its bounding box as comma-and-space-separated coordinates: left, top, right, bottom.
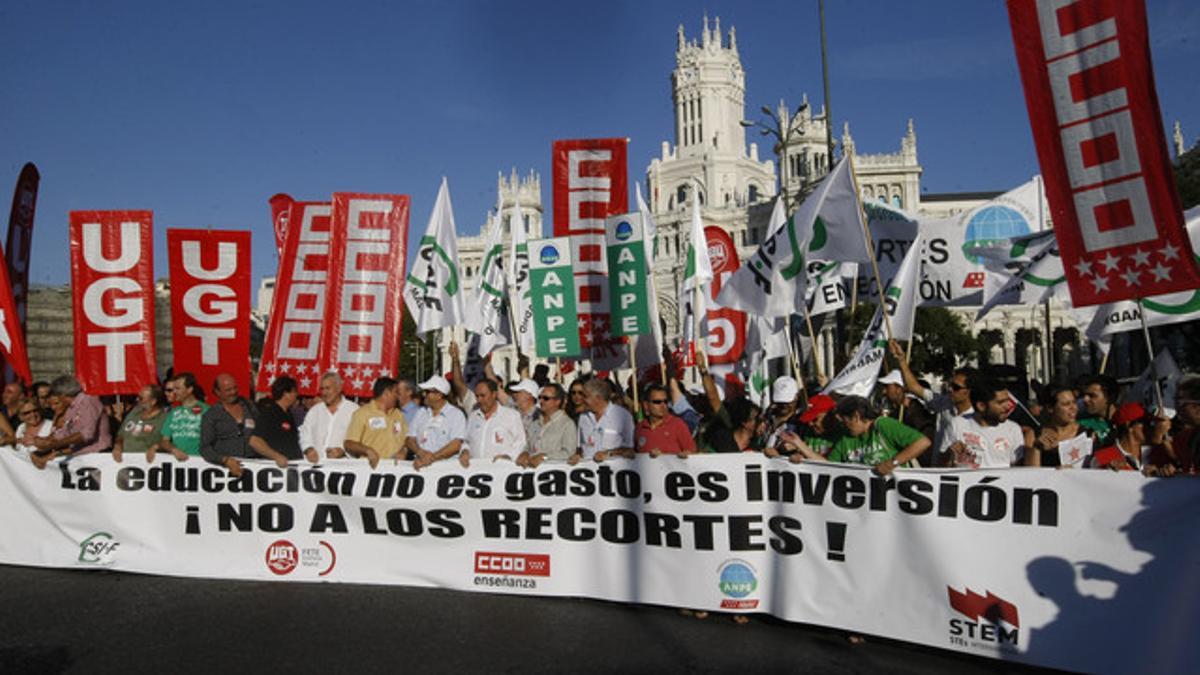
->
265, 539, 298, 576
947, 586, 1019, 648
539, 245, 560, 265
614, 221, 634, 241
78, 532, 120, 564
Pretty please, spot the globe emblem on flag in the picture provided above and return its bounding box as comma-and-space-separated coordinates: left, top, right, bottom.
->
539, 245, 560, 265
963, 206, 1032, 262
615, 221, 634, 241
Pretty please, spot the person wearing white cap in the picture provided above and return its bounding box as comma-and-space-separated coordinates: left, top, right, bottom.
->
407, 375, 467, 470
763, 376, 802, 458
462, 379, 526, 467
878, 368, 936, 465
507, 379, 541, 443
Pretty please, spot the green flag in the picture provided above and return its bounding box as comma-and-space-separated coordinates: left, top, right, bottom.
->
605, 213, 651, 337
528, 237, 581, 358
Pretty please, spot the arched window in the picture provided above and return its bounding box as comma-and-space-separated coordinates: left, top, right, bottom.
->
676, 184, 687, 206
748, 185, 760, 203
892, 195, 902, 208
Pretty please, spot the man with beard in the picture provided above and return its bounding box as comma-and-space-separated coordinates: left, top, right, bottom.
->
299, 372, 359, 463
1078, 374, 1119, 448
937, 378, 1029, 468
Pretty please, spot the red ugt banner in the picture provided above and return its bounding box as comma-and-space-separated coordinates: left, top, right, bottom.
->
704, 226, 746, 366
257, 201, 332, 396
268, 193, 294, 255
320, 193, 409, 398
1008, 0, 1200, 306
69, 211, 157, 394
168, 230, 252, 399
552, 138, 629, 369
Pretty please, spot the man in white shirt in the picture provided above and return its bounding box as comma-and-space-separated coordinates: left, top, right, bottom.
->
890, 340, 975, 452
507, 379, 541, 442
574, 378, 634, 464
462, 380, 526, 467
299, 372, 359, 462
408, 375, 467, 470
937, 378, 1028, 468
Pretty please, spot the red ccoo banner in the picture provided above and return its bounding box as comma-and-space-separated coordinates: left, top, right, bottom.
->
1007, 0, 1200, 306
320, 193, 409, 398
69, 211, 157, 394
269, 193, 293, 255
552, 138, 629, 369
257, 201, 332, 396
167, 229, 252, 400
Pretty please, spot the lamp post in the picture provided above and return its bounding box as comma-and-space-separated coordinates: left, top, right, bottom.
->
741, 100, 809, 214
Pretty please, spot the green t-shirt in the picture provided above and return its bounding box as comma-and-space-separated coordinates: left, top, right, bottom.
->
117, 407, 168, 454
828, 417, 924, 466
163, 402, 210, 456
803, 430, 839, 458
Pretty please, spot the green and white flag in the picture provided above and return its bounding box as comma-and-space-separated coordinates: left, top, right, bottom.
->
606, 213, 651, 337
823, 234, 922, 397
1079, 206, 1200, 352
528, 237, 581, 358
719, 155, 867, 316
463, 211, 510, 357
507, 196, 536, 352
804, 155, 871, 264
807, 259, 856, 317
404, 177, 465, 333
969, 230, 1067, 321
680, 182, 713, 346
632, 184, 664, 368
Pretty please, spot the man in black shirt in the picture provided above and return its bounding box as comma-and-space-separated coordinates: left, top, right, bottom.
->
250, 376, 302, 466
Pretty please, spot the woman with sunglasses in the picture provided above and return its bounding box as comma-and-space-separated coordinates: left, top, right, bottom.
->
13, 403, 53, 460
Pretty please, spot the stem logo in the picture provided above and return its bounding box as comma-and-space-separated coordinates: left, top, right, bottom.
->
947, 586, 1020, 650
717, 559, 759, 609
78, 532, 120, 564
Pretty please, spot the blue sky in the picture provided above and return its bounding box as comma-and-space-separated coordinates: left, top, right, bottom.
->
2, 0, 1197, 289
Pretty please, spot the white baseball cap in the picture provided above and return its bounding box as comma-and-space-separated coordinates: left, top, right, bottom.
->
878, 370, 904, 387
509, 379, 540, 398
418, 375, 451, 395
771, 376, 799, 405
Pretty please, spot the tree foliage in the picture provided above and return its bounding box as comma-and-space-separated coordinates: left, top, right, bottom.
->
844, 304, 978, 378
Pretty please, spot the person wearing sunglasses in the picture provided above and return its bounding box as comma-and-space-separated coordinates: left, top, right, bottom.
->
636, 383, 695, 457
888, 340, 974, 456
566, 380, 588, 422
13, 403, 53, 461
518, 384, 577, 468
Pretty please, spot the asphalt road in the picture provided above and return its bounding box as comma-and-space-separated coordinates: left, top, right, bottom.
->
0, 566, 1054, 674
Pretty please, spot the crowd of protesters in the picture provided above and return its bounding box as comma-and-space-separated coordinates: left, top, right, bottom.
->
9, 337, 1200, 480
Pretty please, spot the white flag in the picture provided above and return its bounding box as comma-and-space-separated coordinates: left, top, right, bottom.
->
404, 177, 465, 333
823, 234, 922, 397
507, 196, 536, 352
971, 230, 1068, 321
807, 259, 856, 317
680, 183, 712, 348
628, 185, 664, 369
803, 155, 871, 264
1122, 349, 1183, 418
717, 196, 808, 316
463, 212, 511, 357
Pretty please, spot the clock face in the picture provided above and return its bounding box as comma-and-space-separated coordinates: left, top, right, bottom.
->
681, 68, 696, 83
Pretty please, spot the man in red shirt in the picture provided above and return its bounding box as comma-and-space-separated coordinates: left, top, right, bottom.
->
636, 384, 696, 457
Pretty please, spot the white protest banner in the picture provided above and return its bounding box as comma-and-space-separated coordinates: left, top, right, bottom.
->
1, 452, 1197, 675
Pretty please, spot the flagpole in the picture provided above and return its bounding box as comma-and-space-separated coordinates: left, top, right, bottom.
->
800, 304, 825, 382
1099, 348, 1110, 374
629, 340, 640, 419
1036, 175, 1054, 383
846, 155, 898, 344
1136, 298, 1166, 414
555, 356, 562, 384
898, 297, 920, 424
785, 317, 810, 405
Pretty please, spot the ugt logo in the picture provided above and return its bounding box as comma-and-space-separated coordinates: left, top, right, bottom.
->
947, 586, 1019, 647
78, 532, 120, 564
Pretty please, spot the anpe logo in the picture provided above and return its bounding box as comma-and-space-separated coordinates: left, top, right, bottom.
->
717, 559, 759, 609
265, 539, 298, 575
474, 551, 551, 577
78, 532, 120, 565
947, 586, 1020, 649
539, 246, 560, 265
615, 221, 633, 241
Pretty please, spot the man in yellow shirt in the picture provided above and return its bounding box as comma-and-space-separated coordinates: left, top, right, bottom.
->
343, 377, 408, 467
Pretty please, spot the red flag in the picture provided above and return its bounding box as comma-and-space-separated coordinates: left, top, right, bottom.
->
269, 193, 293, 255
257, 201, 332, 396
0, 248, 32, 387
704, 226, 746, 366
167, 229, 252, 400
69, 211, 157, 394
1008, 0, 1200, 306
320, 193, 410, 398
5, 163, 38, 339
552, 138, 629, 369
